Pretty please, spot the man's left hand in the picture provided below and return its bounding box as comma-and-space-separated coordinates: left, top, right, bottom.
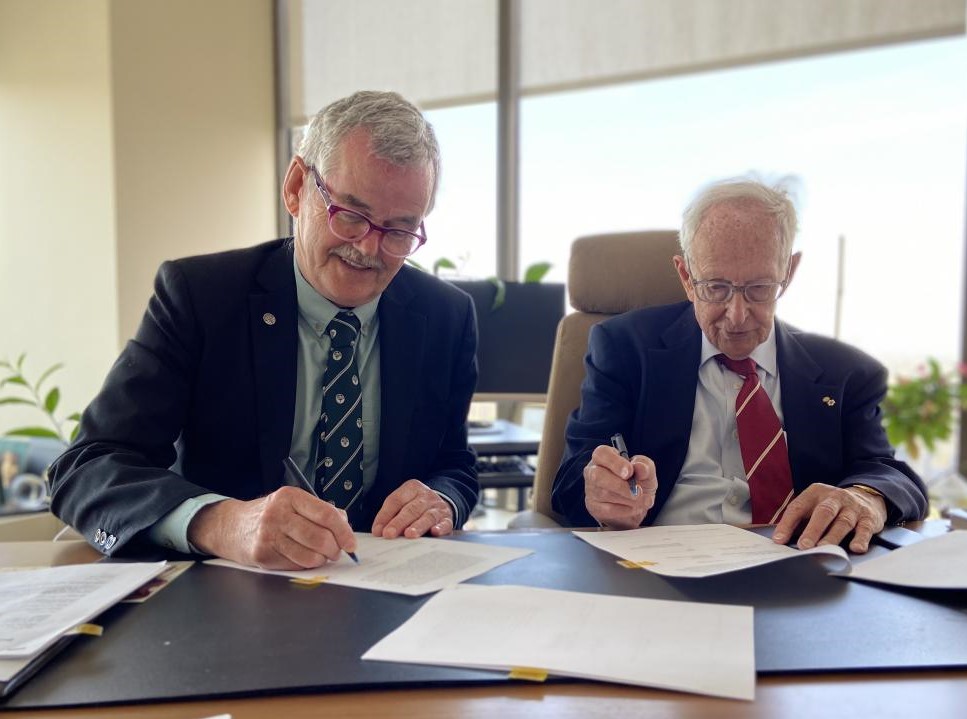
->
371, 479, 454, 539
772, 483, 887, 553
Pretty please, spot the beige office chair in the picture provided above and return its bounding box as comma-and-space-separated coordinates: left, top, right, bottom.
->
509, 230, 685, 527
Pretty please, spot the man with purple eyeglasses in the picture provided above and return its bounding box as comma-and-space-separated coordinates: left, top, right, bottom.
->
50, 91, 479, 569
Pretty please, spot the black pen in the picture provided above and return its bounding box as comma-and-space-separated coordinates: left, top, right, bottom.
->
610, 433, 638, 497
282, 456, 359, 563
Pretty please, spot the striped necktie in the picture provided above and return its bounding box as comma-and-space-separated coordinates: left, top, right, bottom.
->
315, 311, 364, 510
716, 354, 794, 524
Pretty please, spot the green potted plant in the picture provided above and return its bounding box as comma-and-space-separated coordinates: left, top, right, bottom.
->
881, 358, 967, 461
0, 355, 80, 443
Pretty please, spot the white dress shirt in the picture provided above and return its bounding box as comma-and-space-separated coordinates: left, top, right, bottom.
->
654, 325, 785, 526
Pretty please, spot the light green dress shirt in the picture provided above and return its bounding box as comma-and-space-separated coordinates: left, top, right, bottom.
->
150, 256, 382, 552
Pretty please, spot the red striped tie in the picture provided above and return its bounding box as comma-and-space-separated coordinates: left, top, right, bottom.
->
716, 355, 794, 523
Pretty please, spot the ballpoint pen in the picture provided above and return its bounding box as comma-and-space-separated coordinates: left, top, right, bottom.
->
282, 456, 359, 563
610, 433, 639, 497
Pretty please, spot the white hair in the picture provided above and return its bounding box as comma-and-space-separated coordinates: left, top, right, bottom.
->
298, 90, 441, 210
679, 176, 799, 265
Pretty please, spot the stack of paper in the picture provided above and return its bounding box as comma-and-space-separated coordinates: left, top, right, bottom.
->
572, 523, 967, 590
363, 583, 755, 700
573, 524, 849, 578
0, 562, 167, 696
207, 533, 531, 596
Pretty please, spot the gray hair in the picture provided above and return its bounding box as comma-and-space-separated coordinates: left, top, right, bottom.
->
298, 90, 441, 210
679, 176, 799, 265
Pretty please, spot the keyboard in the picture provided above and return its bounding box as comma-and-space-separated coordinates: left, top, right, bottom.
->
475, 455, 534, 476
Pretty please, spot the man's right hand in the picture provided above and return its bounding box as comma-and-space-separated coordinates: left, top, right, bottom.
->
187, 487, 356, 570
584, 444, 658, 529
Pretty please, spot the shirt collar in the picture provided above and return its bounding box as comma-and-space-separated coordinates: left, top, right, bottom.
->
293, 254, 380, 337
699, 321, 778, 377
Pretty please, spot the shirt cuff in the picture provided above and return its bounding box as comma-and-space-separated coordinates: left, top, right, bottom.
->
433, 490, 462, 529
148, 493, 229, 554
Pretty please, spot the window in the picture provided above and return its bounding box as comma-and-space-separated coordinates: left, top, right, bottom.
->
518, 38, 967, 374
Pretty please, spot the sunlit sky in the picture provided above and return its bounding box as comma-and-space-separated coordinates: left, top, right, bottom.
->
423, 37, 967, 374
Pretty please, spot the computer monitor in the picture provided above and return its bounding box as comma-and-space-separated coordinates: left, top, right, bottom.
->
450, 280, 566, 402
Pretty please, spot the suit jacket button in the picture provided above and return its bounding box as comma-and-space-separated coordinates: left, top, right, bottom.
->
105, 535, 117, 550
94, 528, 103, 543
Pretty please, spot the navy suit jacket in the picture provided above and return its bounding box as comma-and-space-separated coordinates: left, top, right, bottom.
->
49, 239, 479, 555
552, 301, 928, 527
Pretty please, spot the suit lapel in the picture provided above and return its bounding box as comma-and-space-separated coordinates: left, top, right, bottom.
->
646, 306, 703, 511
776, 321, 841, 490
249, 243, 298, 493
375, 271, 425, 487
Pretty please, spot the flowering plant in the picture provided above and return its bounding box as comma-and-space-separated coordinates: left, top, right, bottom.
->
881, 359, 967, 460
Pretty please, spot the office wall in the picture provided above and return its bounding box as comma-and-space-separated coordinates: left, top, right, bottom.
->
0, 0, 118, 434
110, 0, 277, 342
0, 0, 276, 435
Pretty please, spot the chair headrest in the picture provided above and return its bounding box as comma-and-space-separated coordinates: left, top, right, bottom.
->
567, 231, 685, 314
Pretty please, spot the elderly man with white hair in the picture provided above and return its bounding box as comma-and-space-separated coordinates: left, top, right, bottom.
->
553, 177, 927, 553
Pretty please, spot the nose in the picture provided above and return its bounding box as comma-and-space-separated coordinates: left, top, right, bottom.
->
725, 291, 750, 325
352, 226, 383, 257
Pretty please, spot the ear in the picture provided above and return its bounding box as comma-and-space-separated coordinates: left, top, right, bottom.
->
673, 255, 696, 303
785, 251, 803, 286
282, 156, 308, 218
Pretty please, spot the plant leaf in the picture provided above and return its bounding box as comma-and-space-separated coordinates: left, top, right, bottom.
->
523, 262, 552, 283
1, 376, 28, 388
0, 397, 34, 406
67, 412, 82, 422
36, 363, 64, 391
405, 258, 427, 272
44, 387, 60, 414
5, 427, 62, 440
433, 257, 457, 276
15, 353, 26, 371
70, 424, 80, 442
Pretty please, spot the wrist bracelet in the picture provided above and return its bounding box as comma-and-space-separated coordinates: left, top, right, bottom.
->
848, 484, 883, 499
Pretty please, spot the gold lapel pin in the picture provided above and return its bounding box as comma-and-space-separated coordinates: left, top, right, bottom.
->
822, 396, 836, 407
262, 312, 277, 326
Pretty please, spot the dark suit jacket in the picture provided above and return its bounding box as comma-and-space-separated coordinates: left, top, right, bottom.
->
49, 239, 479, 555
552, 301, 928, 527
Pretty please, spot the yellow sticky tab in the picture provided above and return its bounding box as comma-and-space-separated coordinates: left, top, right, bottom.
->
508, 666, 548, 682
290, 576, 327, 587
617, 559, 656, 569
74, 623, 103, 636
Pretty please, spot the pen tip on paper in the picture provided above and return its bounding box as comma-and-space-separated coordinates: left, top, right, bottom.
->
347, 551, 359, 563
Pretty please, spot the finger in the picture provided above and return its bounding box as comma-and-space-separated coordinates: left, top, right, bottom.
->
275, 532, 334, 569
630, 456, 657, 507
586, 499, 641, 530
282, 513, 347, 561
379, 496, 431, 539
248, 528, 328, 571
586, 473, 641, 507
286, 492, 357, 555
795, 495, 841, 549
848, 514, 882, 553
402, 505, 451, 538
590, 445, 634, 480
772, 491, 817, 544
371, 480, 422, 536
430, 515, 455, 537
815, 507, 858, 548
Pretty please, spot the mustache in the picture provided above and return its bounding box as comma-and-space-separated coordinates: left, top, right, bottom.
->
331, 243, 385, 270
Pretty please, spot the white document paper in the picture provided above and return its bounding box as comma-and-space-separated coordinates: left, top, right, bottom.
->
363, 583, 755, 700
0, 562, 167, 659
843, 530, 967, 589
574, 524, 849, 578
206, 534, 531, 596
